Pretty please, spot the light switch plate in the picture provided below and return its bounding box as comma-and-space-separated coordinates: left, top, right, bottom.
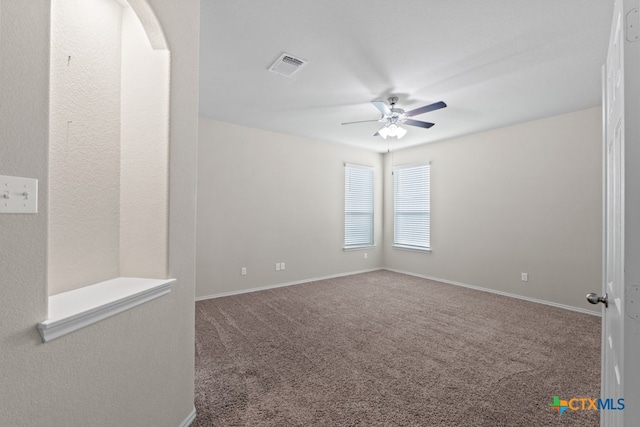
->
0, 175, 38, 214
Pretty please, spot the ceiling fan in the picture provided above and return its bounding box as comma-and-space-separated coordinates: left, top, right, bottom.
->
342, 97, 447, 139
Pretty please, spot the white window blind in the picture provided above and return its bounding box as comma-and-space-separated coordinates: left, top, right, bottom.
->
393, 163, 430, 250
344, 164, 374, 248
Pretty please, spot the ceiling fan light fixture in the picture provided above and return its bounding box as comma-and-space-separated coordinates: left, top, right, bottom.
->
378, 126, 390, 139
384, 124, 407, 139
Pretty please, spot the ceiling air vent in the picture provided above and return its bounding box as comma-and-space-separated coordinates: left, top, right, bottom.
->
268, 53, 307, 78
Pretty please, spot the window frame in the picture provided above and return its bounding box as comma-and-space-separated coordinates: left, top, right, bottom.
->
393, 162, 431, 252
344, 163, 375, 250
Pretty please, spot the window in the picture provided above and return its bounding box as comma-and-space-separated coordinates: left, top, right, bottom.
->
393, 163, 430, 250
344, 164, 374, 248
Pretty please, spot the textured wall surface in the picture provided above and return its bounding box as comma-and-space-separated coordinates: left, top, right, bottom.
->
120, 5, 169, 279
48, 0, 122, 294
196, 119, 384, 298
383, 107, 603, 313
0, 0, 199, 425
48, 1, 170, 293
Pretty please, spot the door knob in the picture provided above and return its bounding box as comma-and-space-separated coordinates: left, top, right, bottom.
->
586, 292, 608, 308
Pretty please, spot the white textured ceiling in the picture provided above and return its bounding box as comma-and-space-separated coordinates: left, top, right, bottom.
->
199, 0, 614, 152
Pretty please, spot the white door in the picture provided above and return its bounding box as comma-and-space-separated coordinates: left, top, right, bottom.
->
598, 0, 625, 425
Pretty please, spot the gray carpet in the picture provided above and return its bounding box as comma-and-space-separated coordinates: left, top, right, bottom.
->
194, 270, 600, 426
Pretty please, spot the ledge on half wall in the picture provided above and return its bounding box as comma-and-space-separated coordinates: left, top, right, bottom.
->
37, 277, 175, 343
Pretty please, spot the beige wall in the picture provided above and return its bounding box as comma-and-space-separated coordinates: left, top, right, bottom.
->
0, 0, 199, 425
48, 0, 123, 293
119, 5, 170, 279
196, 118, 383, 298
383, 107, 603, 313
197, 110, 602, 313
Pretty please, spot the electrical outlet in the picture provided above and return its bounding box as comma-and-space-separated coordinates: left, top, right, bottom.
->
281, 262, 285, 271
275, 263, 281, 271
241, 267, 247, 276
364, 253, 368, 259
521, 272, 528, 282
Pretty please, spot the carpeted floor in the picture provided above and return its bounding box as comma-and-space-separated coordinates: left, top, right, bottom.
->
194, 270, 600, 426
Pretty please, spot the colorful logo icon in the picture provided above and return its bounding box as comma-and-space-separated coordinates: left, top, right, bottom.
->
549, 396, 569, 414
548, 395, 625, 414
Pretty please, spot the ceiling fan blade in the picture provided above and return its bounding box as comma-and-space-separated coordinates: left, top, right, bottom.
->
371, 101, 391, 116
341, 119, 382, 125
373, 131, 380, 137
405, 101, 447, 117
404, 119, 435, 129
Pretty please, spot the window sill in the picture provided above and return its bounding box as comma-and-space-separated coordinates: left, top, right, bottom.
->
343, 245, 376, 251
392, 245, 432, 253
37, 277, 175, 343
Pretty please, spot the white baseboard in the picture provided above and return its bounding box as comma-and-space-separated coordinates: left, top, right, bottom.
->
383, 268, 601, 317
195, 267, 601, 317
195, 268, 382, 301
178, 406, 196, 427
